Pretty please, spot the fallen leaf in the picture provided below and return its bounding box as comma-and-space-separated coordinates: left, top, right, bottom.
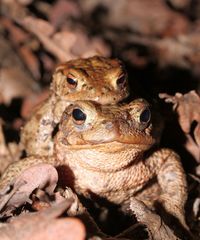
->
18, 16, 110, 62
159, 91, 200, 162
0, 163, 58, 216
128, 198, 181, 240
0, 200, 85, 240
80, 0, 189, 37
21, 88, 50, 119
0, 17, 41, 80
49, 0, 81, 28
0, 34, 40, 105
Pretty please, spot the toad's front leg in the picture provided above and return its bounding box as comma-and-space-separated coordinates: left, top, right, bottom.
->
21, 98, 55, 156
146, 148, 187, 227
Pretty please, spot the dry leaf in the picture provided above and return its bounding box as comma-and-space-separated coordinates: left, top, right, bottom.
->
0, 35, 39, 105
0, 200, 85, 240
21, 88, 50, 119
18, 16, 110, 62
0, 163, 58, 216
160, 91, 200, 162
128, 198, 181, 240
80, 0, 189, 37
49, 0, 80, 28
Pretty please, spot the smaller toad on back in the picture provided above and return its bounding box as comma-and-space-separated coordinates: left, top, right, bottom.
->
21, 56, 129, 156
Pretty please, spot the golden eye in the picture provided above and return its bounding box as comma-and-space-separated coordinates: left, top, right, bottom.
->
66, 74, 77, 89
139, 108, 151, 123
72, 108, 86, 125
116, 74, 126, 88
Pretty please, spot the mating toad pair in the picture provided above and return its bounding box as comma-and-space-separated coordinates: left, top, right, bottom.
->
0, 56, 187, 230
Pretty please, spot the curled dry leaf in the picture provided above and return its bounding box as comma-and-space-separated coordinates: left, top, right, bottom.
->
0, 163, 58, 216
0, 200, 86, 240
128, 198, 180, 240
18, 16, 110, 62
159, 91, 200, 162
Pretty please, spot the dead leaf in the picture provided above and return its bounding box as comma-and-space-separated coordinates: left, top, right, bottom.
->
159, 91, 200, 162
49, 0, 81, 28
1, 0, 27, 19
21, 88, 50, 119
1, 17, 44, 80
80, 0, 189, 37
128, 198, 181, 240
0, 163, 58, 216
0, 34, 40, 105
0, 200, 85, 240
18, 16, 110, 62
0, 67, 35, 105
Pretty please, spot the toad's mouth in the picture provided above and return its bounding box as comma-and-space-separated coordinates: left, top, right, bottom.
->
60, 141, 153, 172
63, 138, 154, 152
63, 129, 155, 149
57, 129, 155, 172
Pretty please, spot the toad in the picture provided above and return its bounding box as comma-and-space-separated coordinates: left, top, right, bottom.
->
21, 56, 129, 156
0, 99, 187, 228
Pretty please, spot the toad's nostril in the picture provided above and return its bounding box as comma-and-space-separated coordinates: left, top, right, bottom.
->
94, 96, 100, 102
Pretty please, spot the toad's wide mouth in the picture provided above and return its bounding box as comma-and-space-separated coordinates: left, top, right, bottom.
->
64, 129, 155, 149
62, 138, 154, 152
60, 141, 153, 172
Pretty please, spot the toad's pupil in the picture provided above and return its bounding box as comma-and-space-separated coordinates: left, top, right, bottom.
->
72, 108, 86, 121
67, 77, 77, 85
140, 108, 151, 123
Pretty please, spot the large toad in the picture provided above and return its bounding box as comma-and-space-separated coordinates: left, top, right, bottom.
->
21, 56, 129, 156
0, 99, 187, 227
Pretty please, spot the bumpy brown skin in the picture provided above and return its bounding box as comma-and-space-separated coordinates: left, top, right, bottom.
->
1, 99, 187, 226
21, 56, 129, 156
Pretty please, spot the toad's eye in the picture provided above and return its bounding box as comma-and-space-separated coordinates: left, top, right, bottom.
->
116, 74, 126, 88
140, 108, 151, 123
72, 108, 86, 125
66, 75, 77, 89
